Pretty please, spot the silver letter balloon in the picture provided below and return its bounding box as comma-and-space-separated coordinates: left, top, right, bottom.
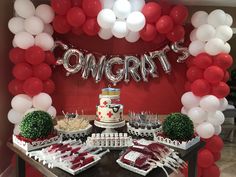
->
52, 40, 189, 85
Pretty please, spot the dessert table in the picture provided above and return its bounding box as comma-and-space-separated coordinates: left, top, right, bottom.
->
7, 139, 204, 177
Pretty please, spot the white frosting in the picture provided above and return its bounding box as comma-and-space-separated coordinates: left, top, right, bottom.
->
96, 104, 123, 123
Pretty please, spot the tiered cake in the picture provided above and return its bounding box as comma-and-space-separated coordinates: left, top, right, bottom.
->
96, 88, 123, 123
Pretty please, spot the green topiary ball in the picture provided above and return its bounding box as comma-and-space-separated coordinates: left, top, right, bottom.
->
162, 113, 194, 141
20, 111, 54, 139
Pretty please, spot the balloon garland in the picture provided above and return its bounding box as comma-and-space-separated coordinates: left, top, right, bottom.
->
181, 9, 233, 177
51, 0, 188, 43
8, 0, 57, 135
7, 1, 234, 177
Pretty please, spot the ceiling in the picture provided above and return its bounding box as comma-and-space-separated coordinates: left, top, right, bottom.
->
173, 0, 236, 7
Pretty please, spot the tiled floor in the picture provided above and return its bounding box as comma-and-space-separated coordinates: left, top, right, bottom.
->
217, 137, 236, 177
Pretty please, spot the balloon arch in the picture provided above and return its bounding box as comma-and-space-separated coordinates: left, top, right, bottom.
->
7, 0, 233, 177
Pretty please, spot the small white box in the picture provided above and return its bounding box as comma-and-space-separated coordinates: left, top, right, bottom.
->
13, 134, 62, 152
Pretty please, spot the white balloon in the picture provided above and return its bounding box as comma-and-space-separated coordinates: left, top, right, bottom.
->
219, 98, 228, 111
100, 0, 115, 9
126, 11, 145, 32
97, 9, 116, 29
8, 17, 25, 34
204, 38, 225, 56
33, 93, 52, 111
189, 40, 205, 56
98, 28, 113, 40
8, 109, 24, 124
207, 9, 226, 28
43, 24, 54, 35
125, 31, 140, 43
225, 14, 233, 26
191, 11, 208, 28
113, 0, 131, 19
12, 38, 17, 48
214, 125, 222, 135
47, 106, 57, 118
208, 111, 225, 126
129, 0, 145, 12
35, 4, 55, 24
188, 107, 207, 124
223, 43, 231, 53
181, 92, 201, 109
11, 94, 32, 113
181, 107, 188, 115
112, 20, 128, 38
14, 0, 35, 18
24, 108, 39, 116
196, 24, 216, 42
215, 25, 233, 42
200, 95, 220, 112
24, 16, 44, 35
196, 122, 215, 139
35, 33, 54, 51
13, 124, 21, 135
190, 29, 197, 42
14, 31, 35, 49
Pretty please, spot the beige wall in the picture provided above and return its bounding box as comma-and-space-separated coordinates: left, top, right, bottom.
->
0, 0, 235, 174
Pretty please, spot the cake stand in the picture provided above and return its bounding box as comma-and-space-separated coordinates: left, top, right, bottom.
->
94, 120, 126, 133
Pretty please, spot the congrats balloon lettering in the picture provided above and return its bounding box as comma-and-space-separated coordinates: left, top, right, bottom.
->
53, 41, 189, 85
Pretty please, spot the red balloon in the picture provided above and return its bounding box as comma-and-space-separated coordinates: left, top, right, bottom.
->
193, 53, 213, 69
45, 51, 57, 65
51, 0, 71, 15
212, 82, 230, 98
25, 46, 45, 65
139, 24, 157, 42
8, 79, 24, 95
66, 7, 86, 27
223, 71, 230, 82
82, 18, 100, 36
72, 26, 84, 36
53, 15, 71, 34
170, 5, 188, 24
72, 0, 82, 7
191, 79, 211, 97
185, 81, 192, 91
82, 0, 102, 17
9, 47, 25, 64
197, 149, 214, 168
202, 164, 220, 177
23, 77, 43, 96
43, 80, 55, 94
12, 62, 32, 80
166, 25, 185, 42
156, 15, 174, 34
212, 152, 221, 161
205, 135, 224, 153
204, 66, 224, 84
33, 63, 52, 81
214, 53, 233, 70
186, 66, 203, 82
142, 2, 162, 23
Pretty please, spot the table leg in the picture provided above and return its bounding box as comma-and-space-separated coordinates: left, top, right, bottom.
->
16, 155, 25, 177
188, 152, 198, 177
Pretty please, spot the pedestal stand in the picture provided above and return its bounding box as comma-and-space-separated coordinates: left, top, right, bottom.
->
94, 120, 126, 133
